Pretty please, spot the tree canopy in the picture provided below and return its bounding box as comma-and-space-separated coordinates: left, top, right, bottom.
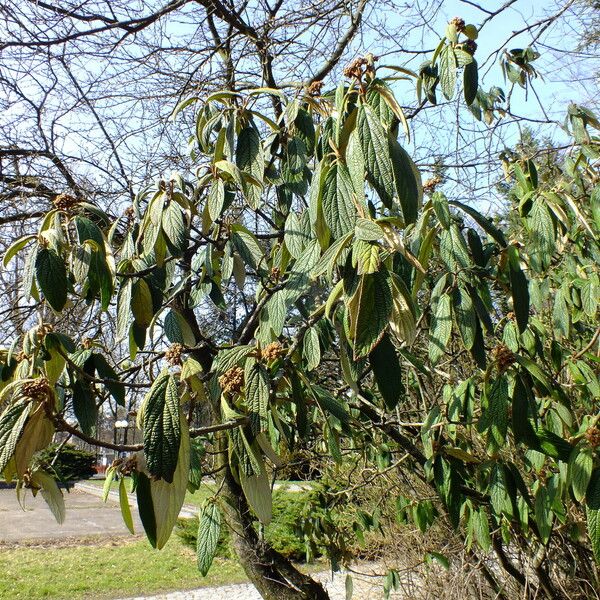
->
1, 2, 600, 599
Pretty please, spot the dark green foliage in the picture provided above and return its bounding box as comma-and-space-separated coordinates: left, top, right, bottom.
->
38, 444, 97, 482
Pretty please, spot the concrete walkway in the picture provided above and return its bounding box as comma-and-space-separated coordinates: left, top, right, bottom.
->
120, 565, 407, 600
0, 488, 143, 543
74, 481, 198, 518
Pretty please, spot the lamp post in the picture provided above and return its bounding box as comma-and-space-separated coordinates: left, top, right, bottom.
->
114, 419, 128, 460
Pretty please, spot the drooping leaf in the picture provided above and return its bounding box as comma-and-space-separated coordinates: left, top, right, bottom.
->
347, 269, 393, 359
357, 104, 394, 208
35, 247, 67, 312
370, 332, 403, 410
141, 372, 181, 483
322, 162, 357, 239
196, 501, 221, 576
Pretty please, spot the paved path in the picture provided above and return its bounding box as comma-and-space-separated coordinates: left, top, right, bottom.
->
0, 487, 143, 543
74, 482, 198, 518
120, 565, 408, 600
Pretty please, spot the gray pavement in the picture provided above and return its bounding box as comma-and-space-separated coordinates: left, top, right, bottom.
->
0, 487, 143, 543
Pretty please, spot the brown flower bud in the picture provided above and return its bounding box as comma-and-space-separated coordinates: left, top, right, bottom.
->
450, 17, 466, 32
585, 426, 600, 449
493, 344, 516, 373
22, 377, 51, 401
218, 366, 244, 394
262, 342, 286, 362
307, 80, 324, 96
53, 193, 79, 212
165, 343, 184, 366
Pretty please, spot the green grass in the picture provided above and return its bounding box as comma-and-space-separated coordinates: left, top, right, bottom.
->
0, 537, 246, 600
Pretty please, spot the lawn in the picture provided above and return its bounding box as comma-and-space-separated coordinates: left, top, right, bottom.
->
0, 536, 246, 600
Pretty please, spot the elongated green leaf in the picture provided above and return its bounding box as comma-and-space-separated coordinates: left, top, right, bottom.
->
463, 59, 478, 106
453, 286, 476, 350
35, 247, 67, 311
32, 470, 66, 524
357, 104, 394, 208
116, 279, 133, 342
213, 345, 253, 374
507, 246, 529, 334
239, 463, 272, 525
3, 235, 36, 267
569, 447, 593, 503
164, 309, 196, 347
142, 372, 181, 483
131, 279, 154, 328
303, 327, 321, 372
322, 162, 356, 239
244, 358, 269, 435
429, 293, 452, 364
0, 401, 31, 473
389, 139, 420, 224
149, 414, 191, 549
370, 332, 403, 410
197, 501, 221, 576
162, 203, 187, 254
439, 45, 457, 100
449, 200, 507, 246
119, 476, 135, 534
347, 270, 393, 359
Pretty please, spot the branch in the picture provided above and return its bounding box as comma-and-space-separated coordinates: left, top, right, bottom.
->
307, 0, 368, 85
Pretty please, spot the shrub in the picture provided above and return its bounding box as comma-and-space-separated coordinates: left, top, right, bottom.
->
38, 444, 97, 482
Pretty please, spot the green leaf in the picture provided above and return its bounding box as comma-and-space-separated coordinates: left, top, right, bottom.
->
370, 332, 403, 410
429, 293, 452, 364
141, 372, 181, 483
162, 203, 187, 254
357, 104, 394, 208
35, 247, 67, 311
322, 162, 357, 239
0, 401, 31, 473
284, 211, 307, 259
439, 45, 457, 100
164, 309, 196, 347
131, 279, 154, 328
303, 327, 321, 372
102, 466, 116, 501
197, 501, 221, 576
239, 462, 272, 525
489, 463, 513, 519
389, 139, 420, 225
355, 218, 383, 241
587, 506, 600, 565
347, 270, 393, 359
213, 345, 253, 374
30, 469, 65, 524
207, 179, 226, 222
2, 234, 36, 267
507, 246, 529, 334
463, 59, 478, 106
116, 279, 133, 342
534, 485, 553, 544
93, 354, 125, 407
148, 413, 191, 549
244, 358, 270, 435
449, 200, 507, 246
231, 226, 265, 274
569, 446, 593, 503
453, 286, 476, 350
119, 476, 135, 534
72, 380, 97, 435
236, 125, 264, 208
432, 192, 451, 229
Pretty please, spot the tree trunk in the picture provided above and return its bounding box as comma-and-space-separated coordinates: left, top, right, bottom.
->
215, 430, 330, 600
